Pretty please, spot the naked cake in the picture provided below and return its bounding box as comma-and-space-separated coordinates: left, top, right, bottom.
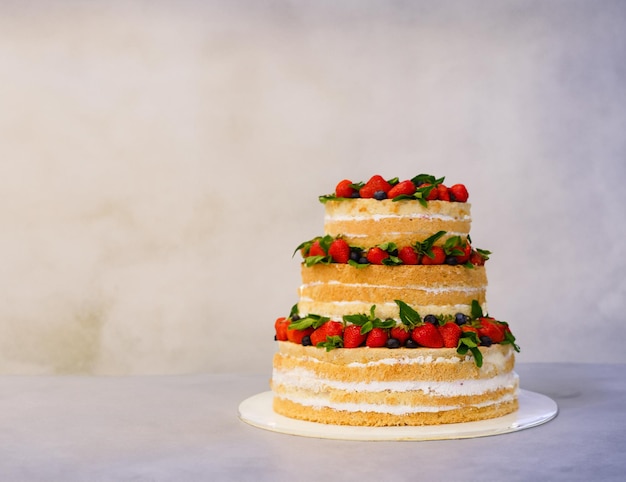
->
271, 174, 520, 426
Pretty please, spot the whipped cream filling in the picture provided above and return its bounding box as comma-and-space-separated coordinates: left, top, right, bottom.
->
273, 368, 518, 398
275, 389, 518, 415
300, 281, 486, 295
297, 301, 488, 319
325, 213, 470, 222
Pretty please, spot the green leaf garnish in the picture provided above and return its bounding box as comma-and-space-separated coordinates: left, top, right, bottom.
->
318, 335, 344, 351
288, 314, 330, 330
457, 331, 483, 367
470, 300, 484, 319
394, 300, 422, 328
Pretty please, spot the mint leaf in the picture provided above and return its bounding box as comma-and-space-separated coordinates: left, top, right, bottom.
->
394, 300, 422, 328
318, 335, 343, 351
457, 331, 483, 367
470, 300, 484, 319
288, 314, 329, 330
304, 255, 331, 267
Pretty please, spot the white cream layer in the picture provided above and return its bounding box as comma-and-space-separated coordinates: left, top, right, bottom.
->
297, 301, 488, 319
273, 368, 518, 398
300, 281, 486, 295
324, 213, 471, 222
274, 390, 518, 415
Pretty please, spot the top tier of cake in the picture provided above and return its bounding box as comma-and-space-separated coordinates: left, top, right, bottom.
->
324, 199, 471, 248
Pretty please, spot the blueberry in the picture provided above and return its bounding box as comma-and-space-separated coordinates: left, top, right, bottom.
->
405, 339, 419, 348
386, 338, 401, 349
373, 190, 388, 200
291, 314, 300, 322
445, 255, 459, 265
350, 250, 361, 262
454, 313, 468, 325
388, 248, 398, 257
424, 314, 438, 324
274, 335, 277, 341
479, 335, 492, 347
358, 256, 369, 264
302, 335, 312, 346
351, 191, 361, 198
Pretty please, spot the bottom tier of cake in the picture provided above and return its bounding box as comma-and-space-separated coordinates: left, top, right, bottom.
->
271, 342, 519, 426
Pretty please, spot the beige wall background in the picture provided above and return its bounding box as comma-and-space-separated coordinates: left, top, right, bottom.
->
0, 1, 624, 374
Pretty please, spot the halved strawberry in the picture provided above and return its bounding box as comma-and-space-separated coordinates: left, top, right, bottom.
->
274, 317, 290, 341
388, 180, 416, 198
335, 179, 357, 198
411, 323, 444, 348
449, 184, 469, 202
328, 238, 351, 263
421, 246, 446, 265
398, 246, 419, 265
287, 326, 315, 344
359, 175, 392, 198
310, 321, 343, 346
438, 322, 462, 348
343, 324, 367, 348
469, 249, 487, 266
366, 327, 389, 348
477, 319, 505, 343
366, 246, 390, 265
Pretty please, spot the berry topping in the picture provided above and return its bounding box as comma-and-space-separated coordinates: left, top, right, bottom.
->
388, 180, 416, 199
449, 183, 469, 202
390, 325, 411, 345
436, 184, 450, 201
287, 326, 315, 344
301, 335, 312, 346
274, 317, 291, 341
480, 335, 493, 347
328, 238, 351, 263
343, 324, 367, 348
455, 313, 469, 325
366, 246, 390, 265
421, 246, 446, 265
359, 175, 392, 199
335, 179, 357, 198
397, 246, 419, 265
405, 339, 419, 348
477, 319, 506, 343
308, 240, 326, 258
386, 338, 402, 349
423, 314, 438, 325
438, 322, 462, 348
411, 323, 444, 348
373, 190, 388, 200
366, 327, 389, 348
310, 320, 344, 346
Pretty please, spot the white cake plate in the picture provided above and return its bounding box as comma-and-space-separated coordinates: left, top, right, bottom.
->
238, 389, 558, 441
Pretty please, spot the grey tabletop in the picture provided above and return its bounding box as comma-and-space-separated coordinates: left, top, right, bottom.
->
1, 363, 624, 481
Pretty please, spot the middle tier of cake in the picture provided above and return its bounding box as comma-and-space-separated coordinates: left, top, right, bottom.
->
298, 264, 488, 319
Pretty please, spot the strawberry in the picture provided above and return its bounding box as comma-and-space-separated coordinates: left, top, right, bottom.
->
477, 319, 505, 343
411, 323, 444, 348
456, 243, 472, 264
469, 249, 486, 266
398, 246, 419, 265
419, 183, 439, 201
343, 324, 367, 348
328, 238, 351, 263
388, 180, 416, 199
335, 179, 357, 198
390, 325, 411, 345
436, 184, 450, 201
274, 317, 290, 341
421, 246, 446, 265
287, 326, 315, 344
310, 321, 343, 346
366, 246, 389, 265
438, 322, 462, 348
308, 240, 326, 257
359, 175, 392, 199
461, 325, 479, 336
449, 184, 469, 202
366, 327, 389, 348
